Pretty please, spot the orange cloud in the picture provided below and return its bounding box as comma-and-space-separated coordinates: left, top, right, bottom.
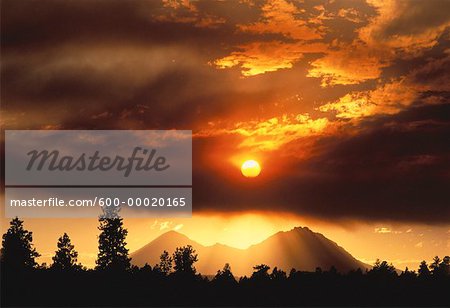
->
359, 0, 450, 56
318, 77, 417, 118
197, 113, 329, 151
213, 0, 326, 76
308, 0, 449, 86
234, 113, 329, 150
214, 41, 326, 76
318, 51, 450, 119
337, 8, 363, 23
307, 42, 390, 86
162, 0, 194, 10
239, 0, 323, 40
374, 227, 392, 234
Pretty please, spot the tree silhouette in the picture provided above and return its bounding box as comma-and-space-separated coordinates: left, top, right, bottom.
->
0, 217, 40, 270
213, 263, 237, 285
1, 244, 450, 307
96, 209, 131, 271
327, 265, 338, 275
270, 267, 287, 281
418, 260, 430, 277
368, 259, 397, 278
140, 263, 152, 274
400, 267, 416, 280
51, 233, 81, 271
430, 255, 450, 277
155, 250, 172, 275
251, 264, 271, 281
172, 245, 198, 275
430, 256, 441, 274
439, 256, 450, 276
288, 268, 298, 279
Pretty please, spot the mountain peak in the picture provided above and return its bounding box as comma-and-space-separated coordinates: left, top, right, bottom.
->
292, 226, 312, 232
131, 225, 369, 275
131, 230, 200, 266
150, 230, 195, 245
159, 230, 186, 238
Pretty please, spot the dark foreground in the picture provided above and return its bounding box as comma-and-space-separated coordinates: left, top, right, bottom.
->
2, 268, 449, 307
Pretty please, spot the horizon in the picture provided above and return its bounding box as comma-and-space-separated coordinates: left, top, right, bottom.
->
2, 215, 448, 272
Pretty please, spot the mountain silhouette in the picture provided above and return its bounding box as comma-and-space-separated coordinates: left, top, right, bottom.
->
131, 227, 369, 276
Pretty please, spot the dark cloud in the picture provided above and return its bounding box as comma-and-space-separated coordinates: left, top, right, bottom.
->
0, 0, 387, 130
0, 0, 285, 53
380, 0, 450, 37
1, 0, 449, 224
193, 102, 450, 223
1, 0, 338, 129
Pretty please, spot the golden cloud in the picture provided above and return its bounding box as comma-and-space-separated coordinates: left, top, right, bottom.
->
239, 0, 323, 40
374, 227, 392, 234
162, 0, 194, 10
337, 8, 363, 23
308, 0, 449, 86
214, 41, 326, 76
213, 0, 326, 76
197, 113, 329, 151
307, 42, 391, 86
318, 52, 450, 119
318, 77, 417, 118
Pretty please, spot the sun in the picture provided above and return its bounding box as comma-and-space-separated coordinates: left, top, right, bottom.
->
241, 160, 261, 178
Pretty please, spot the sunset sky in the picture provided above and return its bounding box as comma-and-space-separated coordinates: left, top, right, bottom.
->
1, 0, 449, 272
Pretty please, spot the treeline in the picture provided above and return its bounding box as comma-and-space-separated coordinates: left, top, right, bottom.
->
1, 216, 449, 307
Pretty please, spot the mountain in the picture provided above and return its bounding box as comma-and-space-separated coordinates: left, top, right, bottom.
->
245, 227, 369, 273
131, 227, 369, 276
131, 230, 245, 274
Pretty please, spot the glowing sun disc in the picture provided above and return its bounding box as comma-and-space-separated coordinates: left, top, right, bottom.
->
241, 160, 261, 177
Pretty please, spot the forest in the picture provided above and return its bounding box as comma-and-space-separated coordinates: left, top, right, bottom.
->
1, 216, 449, 307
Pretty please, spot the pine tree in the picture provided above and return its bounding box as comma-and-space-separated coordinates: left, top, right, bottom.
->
51, 233, 81, 270
430, 256, 441, 275
439, 256, 450, 276
157, 250, 173, 275
251, 264, 271, 280
369, 259, 397, 277
400, 267, 416, 279
270, 266, 287, 280
96, 209, 131, 271
172, 245, 198, 275
418, 260, 430, 277
213, 263, 237, 285
1, 217, 40, 270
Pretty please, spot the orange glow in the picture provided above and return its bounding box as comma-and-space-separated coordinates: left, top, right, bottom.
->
2, 211, 448, 274
241, 160, 261, 177
197, 113, 330, 152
